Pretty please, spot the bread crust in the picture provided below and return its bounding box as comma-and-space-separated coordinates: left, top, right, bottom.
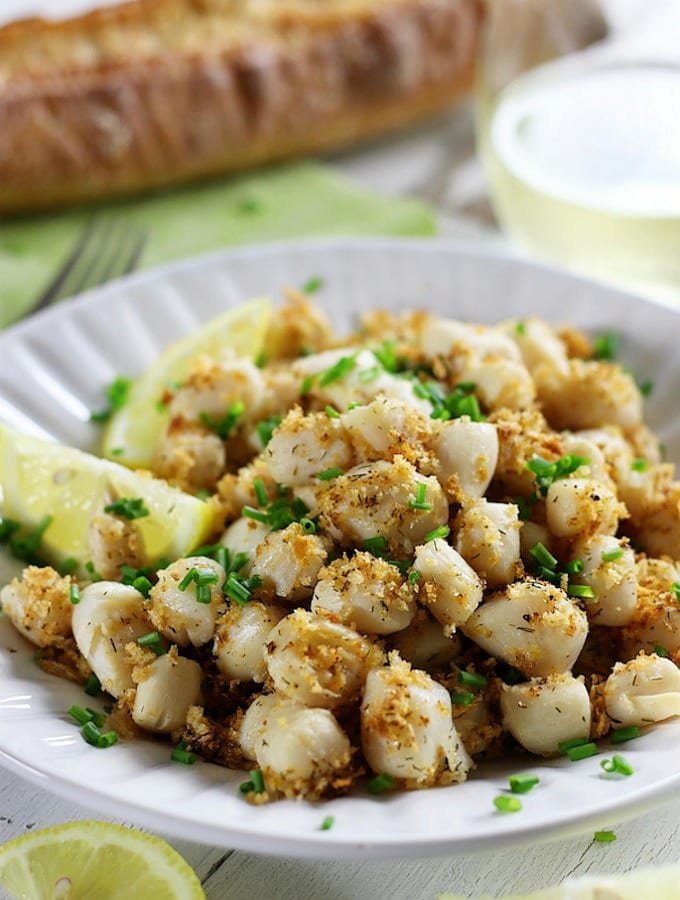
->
0, 0, 481, 212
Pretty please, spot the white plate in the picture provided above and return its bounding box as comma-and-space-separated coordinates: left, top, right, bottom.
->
1, 238, 680, 860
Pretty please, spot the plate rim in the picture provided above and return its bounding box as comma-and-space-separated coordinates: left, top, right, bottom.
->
1, 236, 680, 859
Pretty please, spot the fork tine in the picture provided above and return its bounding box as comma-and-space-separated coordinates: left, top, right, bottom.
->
63, 218, 118, 298
29, 216, 102, 313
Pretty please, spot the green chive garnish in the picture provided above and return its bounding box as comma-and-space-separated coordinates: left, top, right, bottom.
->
325, 405, 340, 419
242, 506, 270, 523
565, 742, 598, 761
672, 582, 680, 601
302, 276, 323, 294
250, 769, 265, 794
58, 557, 79, 576
601, 548, 623, 562
317, 466, 344, 481
558, 737, 588, 754
253, 478, 268, 507
592, 332, 619, 361
450, 691, 475, 705
69, 584, 81, 605
90, 375, 132, 423
319, 354, 358, 388
631, 459, 648, 472
199, 401, 245, 440
68, 704, 94, 726
565, 559, 584, 575
409, 483, 433, 511
529, 542, 558, 571
567, 584, 595, 599
84, 673, 101, 697
654, 644, 667, 657
425, 526, 450, 543
137, 631, 166, 656
611, 726, 640, 744
171, 742, 197, 765
320, 816, 334, 831
299, 517, 317, 534
363, 536, 387, 553
509, 774, 539, 794
494, 796, 521, 813
600, 754, 633, 777
367, 773, 395, 795
458, 670, 487, 689
408, 570, 421, 584
104, 497, 149, 520
256, 416, 282, 447
593, 830, 616, 843
132, 575, 153, 598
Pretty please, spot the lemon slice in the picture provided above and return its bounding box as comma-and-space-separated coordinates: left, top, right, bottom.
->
101, 297, 272, 467
0, 820, 205, 899
0, 425, 218, 571
439, 861, 680, 899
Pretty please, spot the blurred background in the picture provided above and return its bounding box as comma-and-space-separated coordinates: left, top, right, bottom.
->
0, 0, 678, 317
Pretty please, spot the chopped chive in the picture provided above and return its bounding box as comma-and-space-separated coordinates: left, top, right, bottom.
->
300, 374, 316, 396
367, 773, 395, 795
565, 742, 598, 761
358, 366, 381, 383
409, 483, 432, 511
317, 466, 344, 481
458, 670, 487, 689
325, 405, 340, 419
250, 768, 265, 794
529, 542, 558, 571
631, 459, 649, 472
90, 375, 133, 423
132, 575, 153, 598
509, 774, 540, 794
199, 400, 246, 440
347, 402, 362, 411
601, 548, 624, 562
0, 517, 20, 543
567, 584, 596, 599
425, 526, 450, 543
565, 559, 584, 575
638, 379, 654, 397
654, 644, 667, 657
494, 796, 521, 813
224, 572, 253, 607
299, 517, 317, 534
672, 582, 680, 601
81, 721, 102, 746
320, 816, 334, 831
558, 737, 588, 754
592, 332, 619, 361
104, 497, 149, 520
178, 568, 199, 591
96, 731, 118, 749
69, 704, 94, 726
593, 830, 616, 843
514, 497, 531, 521
171, 743, 197, 765
319, 354, 358, 388
302, 276, 323, 294
196, 583, 212, 604
515, 321, 526, 336
238, 195, 263, 215
242, 506, 270, 523
408, 570, 421, 585
253, 478, 268, 507
229, 551, 250, 574
137, 631, 166, 656
239, 780, 254, 794
256, 416, 282, 447
84, 673, 101, 697
611, 725, 640, 744
526, 454, 589, 497
58, 557, 79, 576
9, 515, 53, 563
499, 664, 524, 685
450, 691, 475, 705
69, 584, 81, 605
85, 707, 107, 728
363, 536, 387, 553
85, 561, 102, 583
600, 754, 633, 777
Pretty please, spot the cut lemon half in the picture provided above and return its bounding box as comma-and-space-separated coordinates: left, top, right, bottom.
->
0, 426, 218, 572
439, 861, 680, 899
0, 820, 205, 899
101, 297, 272, 467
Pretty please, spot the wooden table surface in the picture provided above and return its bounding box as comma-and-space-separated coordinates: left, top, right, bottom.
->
1, 3, 679, 893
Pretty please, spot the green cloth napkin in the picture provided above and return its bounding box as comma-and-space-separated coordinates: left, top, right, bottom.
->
0, 162, 436, 328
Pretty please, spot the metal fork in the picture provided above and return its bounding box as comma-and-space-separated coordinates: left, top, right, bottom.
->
29, 217, 148, 315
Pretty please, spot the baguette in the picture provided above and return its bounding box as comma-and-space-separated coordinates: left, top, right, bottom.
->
0, 0, 482, 213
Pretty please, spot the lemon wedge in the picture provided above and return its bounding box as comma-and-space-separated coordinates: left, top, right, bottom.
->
101, 297, 272, 467
439, 861, 680, 899
0, 820, 205, 899
0, 425, 218, 571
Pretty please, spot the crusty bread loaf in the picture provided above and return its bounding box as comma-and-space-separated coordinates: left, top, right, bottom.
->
0, 0, 482, 213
